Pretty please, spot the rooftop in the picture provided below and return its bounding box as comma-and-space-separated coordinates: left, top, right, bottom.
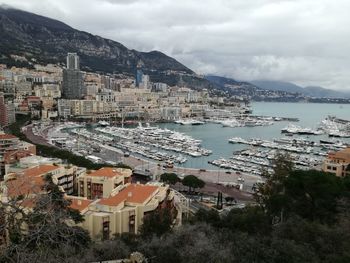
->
0, 134, 18, 140
329, 147, 350, 162
98, 184, 159, 207
20, 164, 60, 178
69, 198, 94, 212
87, 167, 125, 178
6, 176, 44, 198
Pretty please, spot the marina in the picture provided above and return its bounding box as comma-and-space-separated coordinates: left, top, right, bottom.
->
203, 115, 294, 128
34, 102, 350, 172
281, 124, 324, 135
280, 115, 350, 137
46, 122, 212, 165
210, 137, 342, 176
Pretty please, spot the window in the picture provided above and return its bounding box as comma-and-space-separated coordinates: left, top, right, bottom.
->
102, 217, 110, 240
92, 183, 103, 199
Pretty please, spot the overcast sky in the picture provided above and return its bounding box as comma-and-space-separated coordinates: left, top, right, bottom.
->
1, 0, 350, 91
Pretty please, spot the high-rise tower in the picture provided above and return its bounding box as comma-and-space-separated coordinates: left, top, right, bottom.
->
62, 53, 85, 99
66, 53, 80, 70
135, 62, 143, 88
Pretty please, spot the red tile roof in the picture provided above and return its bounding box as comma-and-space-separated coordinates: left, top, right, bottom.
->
0, 134, 18, 140
69, 198, 93, 212
6, 176, 44, 198
6, 165, 61, 198
98, 184, 158, 206
20, 198, 37, 208
88, 167, 124, 178
21, 164, 60, 178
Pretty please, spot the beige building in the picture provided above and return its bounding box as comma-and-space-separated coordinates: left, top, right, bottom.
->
322, 147, 350, 177
70, 182, 177, 240
34, 83, 61, 98
77, 167, 132, 199
5, 164, 83, 194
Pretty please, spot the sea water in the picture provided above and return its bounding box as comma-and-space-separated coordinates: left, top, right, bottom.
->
156, 102, 350, 169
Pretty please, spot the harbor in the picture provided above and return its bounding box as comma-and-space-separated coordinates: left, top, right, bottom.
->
21, 102, 350, 194
29, 102, 349, 171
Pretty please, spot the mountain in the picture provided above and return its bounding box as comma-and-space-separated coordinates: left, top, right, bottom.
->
251, 80, 350, 98
0, 6, 214, 88
303, 86, 350, 98
205, 75, 304, 102
205, 75, 258, 93
250, 80, 304, 94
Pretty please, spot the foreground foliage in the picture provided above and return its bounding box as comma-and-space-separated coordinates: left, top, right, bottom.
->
0, 175, 91, 263
2, 154, 350, 262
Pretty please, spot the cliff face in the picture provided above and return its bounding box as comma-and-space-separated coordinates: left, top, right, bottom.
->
0, 7, 193, 77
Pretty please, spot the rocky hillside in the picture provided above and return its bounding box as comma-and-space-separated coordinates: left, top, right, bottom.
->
206, 75, 306, 102
0, 6, 196, 81
251, 80, 350, 98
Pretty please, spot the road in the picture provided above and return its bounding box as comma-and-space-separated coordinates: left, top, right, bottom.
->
98, 145, 258, 201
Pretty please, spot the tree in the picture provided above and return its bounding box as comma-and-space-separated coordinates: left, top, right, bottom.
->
282, 170, 344, 224
160, 173, 180, 185
182, 175, 205, 193
255, 152, 294, 223
221, 206, 271, 235
24, 174, 90, 249
194, 208, 221, 227
257, 156, 345, 224
0, 174, 91, 262
139, 208, 173, 238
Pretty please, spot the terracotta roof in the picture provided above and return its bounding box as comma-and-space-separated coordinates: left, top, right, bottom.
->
6, 165, 61, 199
6, 176, 44, 198
21, 164, 60, 178
88, 167, 124, 178
20, 198, 37, 208
0, 134, 18, 140
69, 198, 93, 212
3, 150, 33, 164
98, 184, 158, 206
329, 147, 350, 162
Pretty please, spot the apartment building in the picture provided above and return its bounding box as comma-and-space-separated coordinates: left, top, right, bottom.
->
77, 167, 132, 199
0, 133, 20, 179
2, 162, 181, 241
70, 182, 177, 240
322, 147, 350, 177
0, 93, 16, 127
6, 164, 82, 194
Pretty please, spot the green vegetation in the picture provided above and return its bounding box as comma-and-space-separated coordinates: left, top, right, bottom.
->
35, 144, 115, 170
85, 157, 350, 262
0, 174, 91, 262
6, 113, 31, 141
160, 173, 180, 185
139, 208, 173, 238
4, 122, 350, 262
182, 174, 205, 192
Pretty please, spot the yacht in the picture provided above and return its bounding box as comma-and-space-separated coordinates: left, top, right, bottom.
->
98, 120, 110, 127
175, 119, 205, 125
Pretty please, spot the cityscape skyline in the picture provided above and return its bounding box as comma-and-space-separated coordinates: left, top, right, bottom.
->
0, 2, 350, 260
0, 0, 350, 91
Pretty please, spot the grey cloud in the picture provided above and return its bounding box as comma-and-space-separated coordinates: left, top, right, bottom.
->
1, 0, 349, 91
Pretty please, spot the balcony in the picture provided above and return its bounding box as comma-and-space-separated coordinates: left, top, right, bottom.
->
143, 199, 159, 212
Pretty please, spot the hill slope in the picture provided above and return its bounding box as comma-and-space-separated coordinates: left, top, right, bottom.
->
251, 80, 350, 98
0, 6, 196, 82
